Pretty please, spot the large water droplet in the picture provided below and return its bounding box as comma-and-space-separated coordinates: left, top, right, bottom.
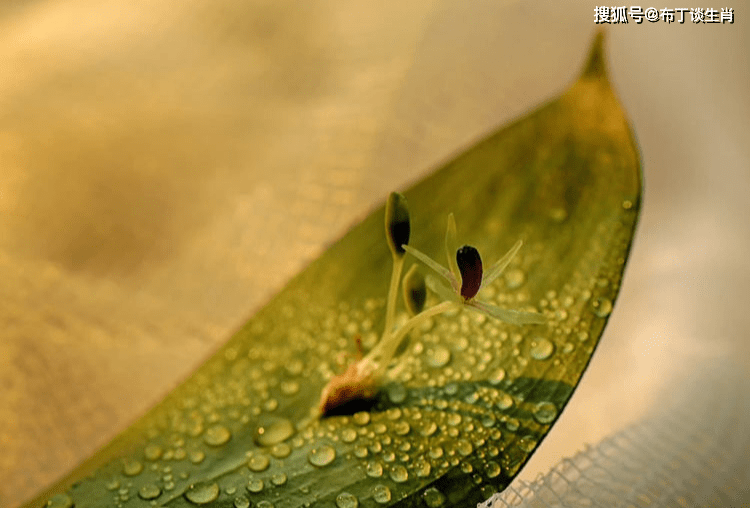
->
335, 492, 359, 508
247, 452, 270, 472
533, 401, 557, 424
389, 465, 409, 483
497, 392, 514, 410
529, 338, 555, 360
234, 496, 250, 508
247, 478, 264, 493
414, 459, 431, 477
138, 484, 161, 500
185, 482, 220, 505
144, 444, 163, 461
593, 297, 613, 317
271, 473, 287, 486
393, 421, 410, 436
204, 424, 231, 446
419, 421, 438, 437
340, 428, 357, 443
46, 494, 73, 508
353, 412, 370, 426
426, 345, 451, 368
423, 487, 447, 507
122, 459, 143, 477
517, 435, 537, 453
308, 445, 336, 467
271, 443, 292, 458
255, 418, 294, 447
456, 439, 473, 456
486, 461, 501, 478
372, 485, 392, 504
366, 461, 384, 478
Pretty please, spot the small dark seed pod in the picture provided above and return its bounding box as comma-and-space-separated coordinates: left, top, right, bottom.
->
456, 245, 482, 300
402, 265, 427, 316
385, 192, 410, 256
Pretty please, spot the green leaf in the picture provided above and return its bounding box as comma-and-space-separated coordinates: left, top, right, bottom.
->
28, 32, 641, 508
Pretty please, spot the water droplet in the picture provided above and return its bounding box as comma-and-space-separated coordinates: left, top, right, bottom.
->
204, 425, 231, 446
366, 461, 384, 477
419, 421, 438, 437
373, 423, 387, 434
393, 421, 410, 436
46, 494, 73, 508
354, 445, 368, 458
335, 492, 359, 508
263, 398, 279, 412
247, 478, 264, 493
414, 459, 432, 477
562, 342, 575, 353
486, 461, 501, 478
280, 380, 300, 395
622, 200, 633, 210
530, 338, 555, 360
247, 452, 270, 472
257, 501, 274, 508
308, 445, 336, 467
234, 496, 250, 508
517, 436, 537, 453
504, 269, 526, 289
549, 207, 567, 222
138, 484, 161, 500
389, 465, 409, 483
426, 345, 451, 368
372, 485, 392, 504
428, 446, 444, 459
226, 486, 237, 495
461, 462, 474, 473
353, 412, 370, 426
422, 487, 447, 507
271, 443, 292, 458
185, 482, 220, 505
456, 439, 473, 456
255, 418, 294, 447
497, 393, 514, 410
122, 459, 143, 476
533, 401, 558, 424
341, 428, 357, 443
505, 418, 519, 431
446, 413, 462, 426
489, 368, 506, 385
106, 479, 120, 491
144, 444, 163, 461
189, 450, 205, 464
271, 473, 287, 486
593, 297, 613, 317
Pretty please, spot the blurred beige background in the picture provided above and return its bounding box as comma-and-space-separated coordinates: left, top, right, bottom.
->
1, 1, 748, 507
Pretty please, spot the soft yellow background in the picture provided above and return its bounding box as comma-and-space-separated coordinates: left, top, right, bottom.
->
1, 1, 748, 507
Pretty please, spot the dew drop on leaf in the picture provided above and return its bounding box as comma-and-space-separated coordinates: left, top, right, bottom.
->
203, 424, 231, 446
530, 338, 555, 360
45, 494, 73, 508
372, 485, 392, 504
184, 482, 220, 505
389, 465, 409, 482
138, 484, 161, 500
335, 492, 359, 508
423, 487, 447, 507
308, 445, 336, 467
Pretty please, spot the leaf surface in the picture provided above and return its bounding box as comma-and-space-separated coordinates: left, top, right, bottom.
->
29, 32, 641, 508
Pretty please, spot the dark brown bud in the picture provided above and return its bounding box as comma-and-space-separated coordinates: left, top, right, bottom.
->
385, 192, 410, 257
402, 265, 426, 316
456, 245, 482, 300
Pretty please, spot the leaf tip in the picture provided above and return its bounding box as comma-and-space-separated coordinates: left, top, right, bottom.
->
580, 29, 608, 80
